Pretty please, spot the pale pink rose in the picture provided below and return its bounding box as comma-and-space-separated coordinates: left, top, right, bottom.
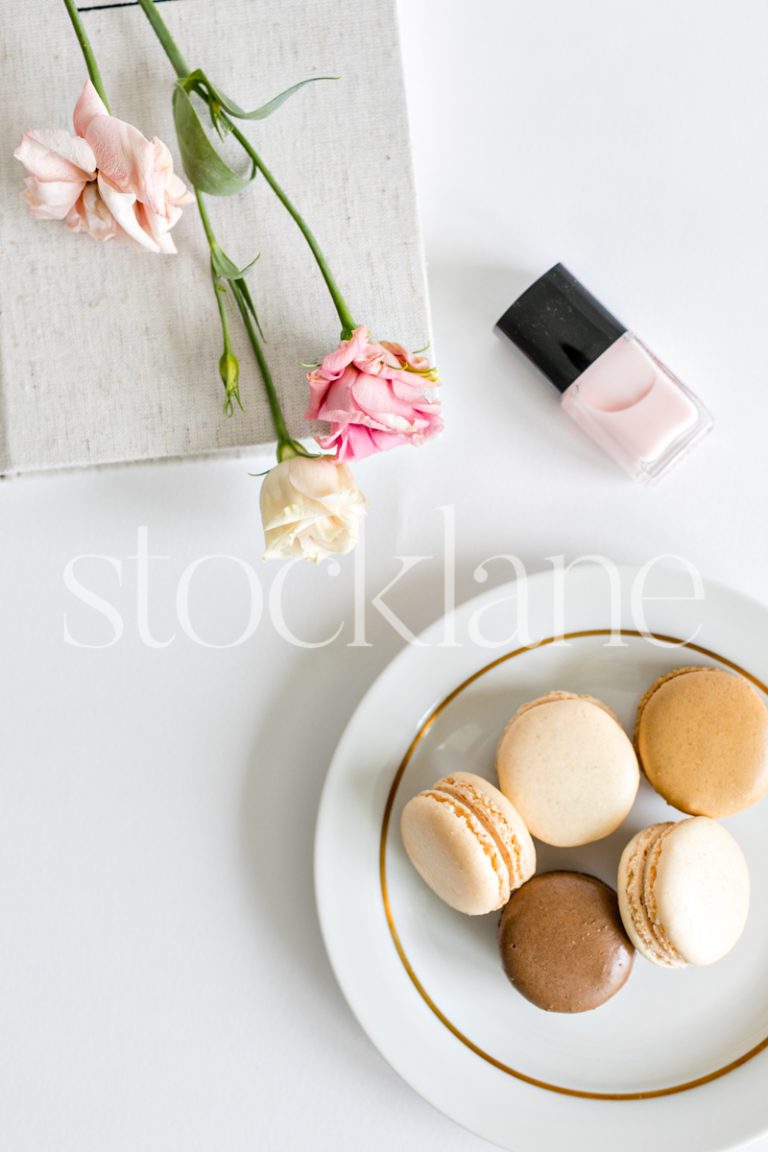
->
306, 326, 442, 462
14, 80, 191, 253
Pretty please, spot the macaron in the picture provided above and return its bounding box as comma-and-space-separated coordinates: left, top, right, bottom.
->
635, 666, 768, 817
617, 818, 750, 968
400, 772, 536, 915
498, 871, 634, 1013
496, 692, 639, 847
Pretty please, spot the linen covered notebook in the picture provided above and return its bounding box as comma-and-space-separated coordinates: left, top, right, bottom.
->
0, 0, 431, 474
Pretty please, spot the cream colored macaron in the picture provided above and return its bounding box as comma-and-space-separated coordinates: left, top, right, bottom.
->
400, 772, 536, 915
617, 818, 750, 968
496, 692, 639, 847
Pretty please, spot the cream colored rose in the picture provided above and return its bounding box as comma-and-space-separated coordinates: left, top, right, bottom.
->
260, 457, 366, 561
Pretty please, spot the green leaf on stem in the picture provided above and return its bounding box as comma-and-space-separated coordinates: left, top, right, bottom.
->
172, 83, 256, 196
211, 246, 260, 282
209, 100, 233, 141
182, 69, 338, 122
235, 279, 266, 342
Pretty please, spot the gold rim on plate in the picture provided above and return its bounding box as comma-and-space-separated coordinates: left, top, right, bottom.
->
379, 629, 768, 1101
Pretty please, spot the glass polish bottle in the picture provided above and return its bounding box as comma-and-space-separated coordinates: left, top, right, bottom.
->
495, 264, 713, 484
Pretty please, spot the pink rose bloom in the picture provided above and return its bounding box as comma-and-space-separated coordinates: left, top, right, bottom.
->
306, 326, 442, 461
14, 80, 191, 253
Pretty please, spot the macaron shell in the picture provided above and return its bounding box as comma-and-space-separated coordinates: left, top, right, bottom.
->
652, 817, 750, 966
400, 790, 509, 915
636, 667, 768, 817
510, 690, 622, 726
497, 695, 639, 847
617, 823, 686, 968
498, 871, 635, 1013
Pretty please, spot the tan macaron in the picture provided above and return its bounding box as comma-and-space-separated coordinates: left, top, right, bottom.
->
617, 818, 750, 968
496, 692, 639, 847
400, 772, 536, 915
635, 666, 768, 817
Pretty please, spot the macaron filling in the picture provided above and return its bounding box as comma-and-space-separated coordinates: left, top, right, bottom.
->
642, 827, 688, 967
619, 817, 750, 969
620, 823, 686, 968
435, 776, 526, 888
402, 771, 536, 915
420, 788, 510, 905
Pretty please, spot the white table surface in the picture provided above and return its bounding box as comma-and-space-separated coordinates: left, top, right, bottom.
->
2, 1, 767, 1149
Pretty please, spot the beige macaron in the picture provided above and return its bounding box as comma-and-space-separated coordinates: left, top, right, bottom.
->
400, 772, 536, 915
635, 666, 768, 817
496, 692, 639, 847
617, 818, 750, 968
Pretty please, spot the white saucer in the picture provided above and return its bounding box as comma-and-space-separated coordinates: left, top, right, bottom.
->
315, 565, 768, 1151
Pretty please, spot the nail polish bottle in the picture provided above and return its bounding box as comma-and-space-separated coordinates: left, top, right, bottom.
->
495, 264, 713, 484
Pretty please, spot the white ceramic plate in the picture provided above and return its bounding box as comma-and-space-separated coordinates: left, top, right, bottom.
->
315, 566, 768, 1152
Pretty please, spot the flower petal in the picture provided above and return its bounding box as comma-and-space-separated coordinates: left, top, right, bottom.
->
96, 173, 161, 252
318, 326, 372, 378
135, 202, 177, 254
381, 340, 432, 374
316, 424, 381, 462
166, 170, 194, 207
306, 364, 359, 421
73, 79, 110, 137
350, 373, 425, 424
66, 183, 121, 241
143, 136, 189, 216
260, 458, 365, 562
14, 129, 96, 182
306, 329, 441, 462
22, 176, 85, 219
86, 116, 156, 198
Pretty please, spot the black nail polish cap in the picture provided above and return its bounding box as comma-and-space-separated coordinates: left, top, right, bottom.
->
494, 264, 627, 394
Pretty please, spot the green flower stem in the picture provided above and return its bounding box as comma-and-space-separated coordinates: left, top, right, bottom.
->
196, 189, 293, 438
194, 186, 216, 248
211, 267, 230, 345
136, 0, 190, 79
136, 0, 357, 338
227, 123, 357, 339
211, 269, 234, 363
196, 190, 231, 347
230, 280, 293, 450
195, 189, 241, 414
62, 0, 111, 111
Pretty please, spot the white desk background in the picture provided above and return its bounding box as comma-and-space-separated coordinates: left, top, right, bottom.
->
2, 2, 767, 1149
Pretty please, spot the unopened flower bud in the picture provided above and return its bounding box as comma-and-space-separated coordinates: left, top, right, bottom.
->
219, 349, 241, 414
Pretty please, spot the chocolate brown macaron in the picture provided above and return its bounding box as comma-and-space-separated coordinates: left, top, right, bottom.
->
498, 872, 634, 1013
635, 666, 768, 817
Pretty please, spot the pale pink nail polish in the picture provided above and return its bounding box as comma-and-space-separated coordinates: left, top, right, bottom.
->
495, 264, 713, 484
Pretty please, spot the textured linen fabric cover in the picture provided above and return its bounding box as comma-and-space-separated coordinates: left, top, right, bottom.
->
0, 0, 431, 474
